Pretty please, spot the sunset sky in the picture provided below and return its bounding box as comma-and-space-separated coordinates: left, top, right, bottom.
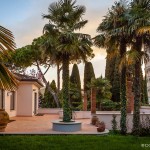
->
1, 0, 116, 88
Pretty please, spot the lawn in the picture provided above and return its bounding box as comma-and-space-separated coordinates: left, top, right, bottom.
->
0, 135, 150, 150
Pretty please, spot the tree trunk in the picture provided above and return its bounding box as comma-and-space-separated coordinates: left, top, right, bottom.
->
132, 37, 142, 135
57, 63, 60, 94
120, 38, 127, 135
36, 62, 60, 108
62, 55, 71, 122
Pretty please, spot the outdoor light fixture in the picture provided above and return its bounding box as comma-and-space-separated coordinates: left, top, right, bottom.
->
7, 92, 12, 96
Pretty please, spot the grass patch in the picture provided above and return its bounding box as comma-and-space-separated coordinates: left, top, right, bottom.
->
0, 135, 149, 150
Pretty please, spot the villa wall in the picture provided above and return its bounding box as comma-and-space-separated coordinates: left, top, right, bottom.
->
4, 90, 17, 117
17, 83, 33, 116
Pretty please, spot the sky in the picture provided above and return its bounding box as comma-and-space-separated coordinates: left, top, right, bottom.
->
0, 0, 116, 88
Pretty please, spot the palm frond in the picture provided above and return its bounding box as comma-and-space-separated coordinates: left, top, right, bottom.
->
73, 20, 88, 30
119, 49, 146, 71
0, 26, 16, 52
0, 63, 18, 90
137, 26, 150, 35
93, 34, 106, 48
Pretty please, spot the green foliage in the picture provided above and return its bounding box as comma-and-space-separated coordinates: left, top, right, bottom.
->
84, 62, 95, 91
84, 62, 95, 110
101, 100, 120, 111
70, 64, 82, 110
0, 26, 18, 90
105, 53, 121, 102
91, 76, 113, 110
120, 66, 127, 135
70, 64, 81, 91
100, 99, 120, 111
112, 56, 121, 102
105, 53, 116, 85
11, 36, 45, 69
111, 114, 118, 133
12, 45, 33, 67
0, 135, 150, 150
43, 0, 94, 122
40, 80, 57, 108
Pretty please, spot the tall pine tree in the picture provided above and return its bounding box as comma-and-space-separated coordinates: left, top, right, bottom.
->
40, 80, 57, 108
70, 64, 82, 110
112, 55, 120, 102
105, 53, 121, 102
84, 62, 95, 109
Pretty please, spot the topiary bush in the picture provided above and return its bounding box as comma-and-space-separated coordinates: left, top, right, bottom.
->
101, 100, 120, 111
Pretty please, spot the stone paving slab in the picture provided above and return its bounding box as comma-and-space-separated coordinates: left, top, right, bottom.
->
0, 114, 109, 135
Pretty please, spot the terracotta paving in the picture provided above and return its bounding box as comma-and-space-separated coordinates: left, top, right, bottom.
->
2, 114, 108, 134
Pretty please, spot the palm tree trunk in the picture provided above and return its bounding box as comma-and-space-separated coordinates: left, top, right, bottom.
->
57, 63, 60, 94
120, 38, 127, 135
132, 37, 142, 135
62, 55, 71, 122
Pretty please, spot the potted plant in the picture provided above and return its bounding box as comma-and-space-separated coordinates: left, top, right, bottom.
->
0, 109, 9, 132
91, 116, 99, 125
97, 121, 105, 132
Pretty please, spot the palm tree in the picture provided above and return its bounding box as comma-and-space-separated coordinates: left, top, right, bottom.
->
0, 26, 18, 90
93, 0, 129, 134
128, 0, 150, 135
41, 30, 62, 94
43, 0, 93, 122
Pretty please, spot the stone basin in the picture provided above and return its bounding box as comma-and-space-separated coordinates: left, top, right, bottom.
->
52, 120, 81, 132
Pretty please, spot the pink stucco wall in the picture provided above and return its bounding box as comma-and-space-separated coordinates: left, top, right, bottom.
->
4, 90, 17, 117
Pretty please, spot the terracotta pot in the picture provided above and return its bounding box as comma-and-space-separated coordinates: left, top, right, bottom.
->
95, 120, 100, 127
0, 109, 9, 132
91, 116, 99, 125
97, 122, 105, 132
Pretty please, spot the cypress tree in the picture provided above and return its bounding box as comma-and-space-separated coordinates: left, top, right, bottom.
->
84, 62, 95, 110
112, 55, 120, 102
70, 64, 82, 110
41, 80, 57, 108
84, 62, 95, 91
105, 53, 116, 85
105, 53, 121, 102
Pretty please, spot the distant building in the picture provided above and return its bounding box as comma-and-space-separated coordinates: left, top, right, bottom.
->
145, 44, 150, 104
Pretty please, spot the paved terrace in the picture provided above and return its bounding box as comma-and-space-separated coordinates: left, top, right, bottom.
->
1, 114, 108, 135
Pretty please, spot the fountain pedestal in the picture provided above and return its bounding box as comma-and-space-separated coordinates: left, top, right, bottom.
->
52, 120, 81, 132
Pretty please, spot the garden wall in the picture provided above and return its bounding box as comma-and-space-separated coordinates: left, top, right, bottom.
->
38, 108, 150, 132
96, 112, 150, 132
140, 106, 150, 114
38, 108, 62, 114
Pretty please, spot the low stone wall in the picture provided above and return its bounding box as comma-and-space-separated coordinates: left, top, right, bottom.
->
140, 106, 150, 114
38, 108, 150, 132
38, 108, 62, 114
96, 112, 150, 132
59, 111, 91, 119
